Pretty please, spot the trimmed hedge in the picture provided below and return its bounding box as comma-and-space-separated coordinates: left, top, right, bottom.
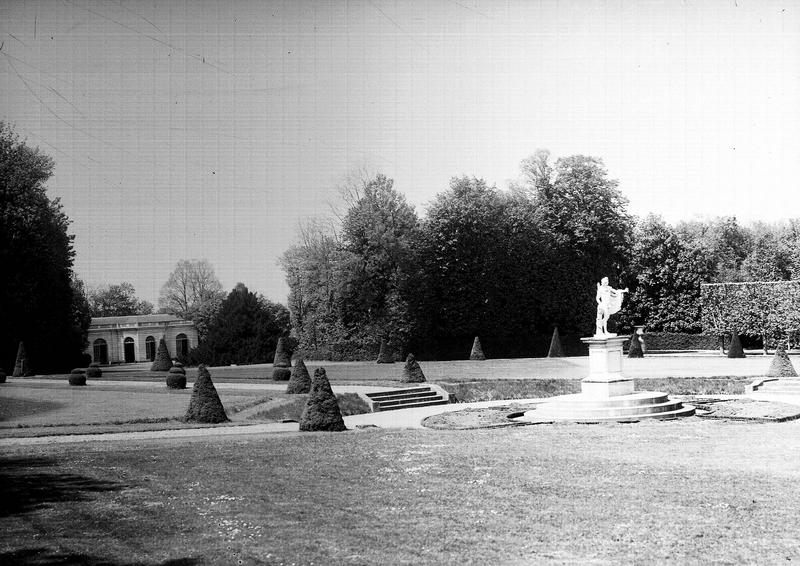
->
401, 353, 426, 383
299, 368, 346, 432
166, 364, 187, 389
376, 339, 394, 364
0, 369, 5, 383
469, 336, 486, 360
547, 328, 564, 358
767, 343, 797, 377
13, 341, 32, 377
151, 338, 172, 371
68, 369, 86, 386
273, 337, 292, 368
286, 358, 311, 394
727, 332, 745, 358
185, 364, 228, 423
272, 367, 292, 381
627, 333, 644, 358
86, 362, 102, 378
625, 332, 720, 351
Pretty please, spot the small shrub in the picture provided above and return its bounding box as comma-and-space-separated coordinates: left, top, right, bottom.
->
0, 369, 6, 383
166, 365, 187, 389
151, 338, 173, 371
273, 337, 292, 368
299, 368, 346, 431
727, 332, 745, 358
86, 362, 102, 378
13, 341, 32, 377
376, 339, 394, 364
767, 342, 797, 377
272, 367, 292, 381
68, 369, 86, 386
184, 364, 228, 423
469, 336, 486, 360
401, 353, 426, 383
627, 333, 644, 358
286, 358, 311, 394
547, 328, 564, 358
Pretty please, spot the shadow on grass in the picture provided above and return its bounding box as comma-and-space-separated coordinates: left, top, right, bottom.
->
0, 456, 126, 518
0, 397, 65, 422
0, 549, 198, 565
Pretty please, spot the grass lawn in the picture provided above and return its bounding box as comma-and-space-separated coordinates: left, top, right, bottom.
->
2, 418, 800, 565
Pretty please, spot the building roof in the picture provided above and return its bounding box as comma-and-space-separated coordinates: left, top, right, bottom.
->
89, 314, 191, 327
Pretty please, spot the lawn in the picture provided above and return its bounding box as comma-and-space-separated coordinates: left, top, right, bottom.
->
2, 418, 800, 565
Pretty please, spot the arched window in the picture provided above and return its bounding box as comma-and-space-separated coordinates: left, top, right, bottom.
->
145, 336, 156, 361
93, 338, 108, 365
123, 337, 136, 363
176, 333, 189, 359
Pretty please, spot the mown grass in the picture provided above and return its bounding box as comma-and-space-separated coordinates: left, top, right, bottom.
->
247, 392, 371, 422
3, 419, 800, 564
441, 376, 751, 402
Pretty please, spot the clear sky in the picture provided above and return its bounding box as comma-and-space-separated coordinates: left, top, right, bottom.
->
2, 0, 798, 305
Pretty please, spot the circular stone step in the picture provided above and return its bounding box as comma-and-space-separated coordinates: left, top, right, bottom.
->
512, 391, 695, 423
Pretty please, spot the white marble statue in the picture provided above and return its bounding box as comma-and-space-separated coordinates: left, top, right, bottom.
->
595, 277, 628, 337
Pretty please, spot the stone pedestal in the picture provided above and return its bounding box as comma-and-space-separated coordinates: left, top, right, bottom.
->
580, 335, 634, 398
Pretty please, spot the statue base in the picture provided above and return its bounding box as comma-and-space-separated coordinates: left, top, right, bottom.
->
579, 335, 633, 397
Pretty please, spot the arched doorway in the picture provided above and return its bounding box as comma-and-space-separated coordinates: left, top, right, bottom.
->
93, 338, 108, 365
123, 337, 136, 363
145, 336, 156, 361
176, 333, 189, 359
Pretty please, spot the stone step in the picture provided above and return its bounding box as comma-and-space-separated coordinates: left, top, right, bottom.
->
374, 392, 443, 408
366, 386, 433, 400
518, 404, 695, 423
374, 397, 449, 412
552, 391, 671, 409
367, 389, 436, 402
535, 399, 687, 419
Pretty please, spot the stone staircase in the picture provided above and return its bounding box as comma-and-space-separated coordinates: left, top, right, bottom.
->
514, 391, 695, 423
362, 385, 450, 412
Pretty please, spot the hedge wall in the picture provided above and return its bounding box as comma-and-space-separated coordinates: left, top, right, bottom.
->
625, 332, 720, 351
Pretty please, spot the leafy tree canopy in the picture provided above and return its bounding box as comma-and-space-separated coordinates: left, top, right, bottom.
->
88, 282, 153, 317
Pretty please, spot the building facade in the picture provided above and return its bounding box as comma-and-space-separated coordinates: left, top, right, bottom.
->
85, 314, 198, 364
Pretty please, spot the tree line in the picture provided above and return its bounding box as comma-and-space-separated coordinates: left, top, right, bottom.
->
282, 154, 800, 359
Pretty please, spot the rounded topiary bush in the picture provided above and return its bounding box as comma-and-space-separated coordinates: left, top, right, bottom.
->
547, 328, 564, 358
299, 368, 346, 432
273, 337, 292, 368
69, 369, 87, 386
470, 336, 486, 360
185, 364, 228, 423
0, 369, 6, 384
166, 365, 187, 389
628, 333, 644, 358
401, 353, 426, 383
86, 362, 102, 378
272, 367, 292, 381
376, 338, 394, 364
286, 359, 311, 394
767, 342, 797, 377
151, 338, 173, 371
727, 332, 745, 358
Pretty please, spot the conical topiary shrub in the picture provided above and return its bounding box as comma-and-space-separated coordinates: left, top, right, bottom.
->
376, 338, 394, 364
299, 368, 346, 432
69, 368, 87, 386
767, 342, 797, 377
12, 341, 32, 377
184, 364, 228, 423
547, 327, 564, 358
0, 369, 5, 384
273, 337, 292, 368
86, 362, 102, 378
470, 336, 486, 360
151, 338, 172, 371
628, 333, 644, 358
286, 358, 311, 394
401, 353, 426, 383
166, 363, 187, 389
727, 332, 745, 358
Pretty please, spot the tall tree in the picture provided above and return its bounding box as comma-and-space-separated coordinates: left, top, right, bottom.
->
159, 259, 225, 339
88, 282, 153, 317
190, 283, 290, 366
0, 122, 89, 372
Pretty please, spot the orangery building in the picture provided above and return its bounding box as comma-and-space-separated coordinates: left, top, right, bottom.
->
84, 314, 198, 364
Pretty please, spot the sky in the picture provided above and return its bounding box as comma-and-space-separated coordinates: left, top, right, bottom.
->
2, 0, 799, 305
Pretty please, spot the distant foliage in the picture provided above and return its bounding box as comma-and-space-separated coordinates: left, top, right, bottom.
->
701, 281, 800, 346
189, 283, 290, 366
159, 259, 226, 341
